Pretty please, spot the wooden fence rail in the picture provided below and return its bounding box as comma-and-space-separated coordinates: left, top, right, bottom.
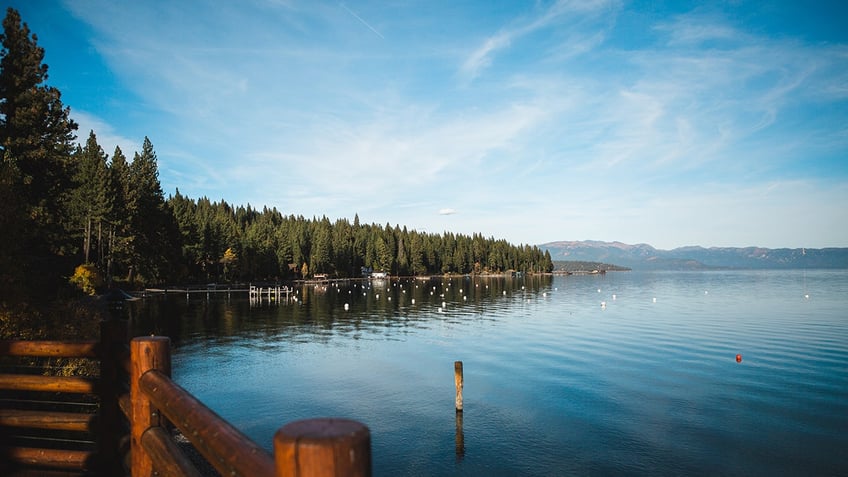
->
1, 319, 371, 476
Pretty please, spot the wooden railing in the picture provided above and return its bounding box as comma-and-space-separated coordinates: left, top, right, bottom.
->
0, 319, 371, 476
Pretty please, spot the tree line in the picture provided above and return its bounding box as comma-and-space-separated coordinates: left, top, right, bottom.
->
168, 193, 553, 282
0, 7, 551, 299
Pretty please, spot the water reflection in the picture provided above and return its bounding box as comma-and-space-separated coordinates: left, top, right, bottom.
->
119, 270, 848, 476
455, 410, 464, 460
126, 275, 555, 346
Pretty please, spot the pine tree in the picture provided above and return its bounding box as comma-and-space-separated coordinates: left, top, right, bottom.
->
70, 130, 112, 266
107, 146, 132, 283
309, 216, 332, 274
0, 7, 78, 295
126, 137, 178, 284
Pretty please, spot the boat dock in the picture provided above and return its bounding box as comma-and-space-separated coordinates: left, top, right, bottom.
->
140, 285, 292, 303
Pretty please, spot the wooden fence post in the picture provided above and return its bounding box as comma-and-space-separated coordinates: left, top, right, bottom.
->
98, 318, 128, 475
130, 336, 171, 477
274, 418, 371, 477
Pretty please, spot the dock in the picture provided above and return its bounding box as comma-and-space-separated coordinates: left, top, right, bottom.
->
140, 285, 292, 303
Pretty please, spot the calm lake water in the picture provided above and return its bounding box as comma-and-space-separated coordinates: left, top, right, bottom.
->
129, 270, 848, 476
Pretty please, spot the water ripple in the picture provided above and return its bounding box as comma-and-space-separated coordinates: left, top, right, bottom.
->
136, 271, 848, 476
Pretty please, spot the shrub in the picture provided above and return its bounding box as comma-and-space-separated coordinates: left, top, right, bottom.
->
69, 264, 103, 296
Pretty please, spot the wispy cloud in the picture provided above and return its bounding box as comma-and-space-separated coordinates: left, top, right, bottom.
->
45, 0, 848, 248
339, 3, 384, 39
459, 0, 617, 82
71, 111, 140, 159
654, 14, 746, 46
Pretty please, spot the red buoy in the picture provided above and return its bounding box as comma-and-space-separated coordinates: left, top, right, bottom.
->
736, 354, 742, 363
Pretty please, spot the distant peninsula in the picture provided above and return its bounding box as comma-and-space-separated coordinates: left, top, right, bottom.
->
552, 261, 631, 273
541, 241, 848, 270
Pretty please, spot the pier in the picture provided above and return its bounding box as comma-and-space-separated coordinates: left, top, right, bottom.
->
140, 285, 292, 303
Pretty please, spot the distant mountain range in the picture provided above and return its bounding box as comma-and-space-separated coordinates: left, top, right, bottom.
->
540, 240, 848, 270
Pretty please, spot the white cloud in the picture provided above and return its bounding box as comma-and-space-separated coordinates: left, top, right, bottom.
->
71, 110, 140, 159
459, 0, 618, 82
52, 1, 848, 248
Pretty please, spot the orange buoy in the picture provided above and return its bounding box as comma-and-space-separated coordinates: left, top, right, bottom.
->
735, 354, 742, 363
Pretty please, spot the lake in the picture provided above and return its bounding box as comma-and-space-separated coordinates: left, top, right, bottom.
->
128, 270, 848, 476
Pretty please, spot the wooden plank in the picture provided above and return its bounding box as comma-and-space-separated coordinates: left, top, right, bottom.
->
2, 446, 93, 470
0, 374, 97, 394
1, 468, 88, 477
141, 426, 203, 477
139, 369, 275, 477
0, 409, 94, 432
0, 340, 99, 358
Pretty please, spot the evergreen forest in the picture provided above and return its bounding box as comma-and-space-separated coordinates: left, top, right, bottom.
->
0, 7, 552, 301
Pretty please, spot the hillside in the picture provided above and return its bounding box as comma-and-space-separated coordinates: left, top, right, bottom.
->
552, 261, 631, 272
541, 241, 848, 270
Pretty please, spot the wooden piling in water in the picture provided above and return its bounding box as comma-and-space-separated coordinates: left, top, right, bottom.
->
454, 361, 463, 412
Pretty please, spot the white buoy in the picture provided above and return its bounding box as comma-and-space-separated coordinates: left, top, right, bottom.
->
442, 301, 446, 308
543, 292, 547, 297
503, 290, 506, 296
376, 294, 380, 299
601, 301, 606, 308
344, 303, 349, 310
412, 298, 416, 304
652, 297, 657, 303
597, 288, 601, 293
612, 294, 616, 300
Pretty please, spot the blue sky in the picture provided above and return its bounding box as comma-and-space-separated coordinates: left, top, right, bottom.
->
10, 1, 848, 249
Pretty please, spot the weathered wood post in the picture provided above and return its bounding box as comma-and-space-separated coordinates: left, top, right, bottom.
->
454, 360, 465, 458
130, 336, 171, 477
454, 361, 463, 412
274, 418, 371, 477
98, 318, 128, 475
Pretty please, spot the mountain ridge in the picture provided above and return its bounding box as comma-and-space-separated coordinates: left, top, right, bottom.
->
540, 241, 848, 270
